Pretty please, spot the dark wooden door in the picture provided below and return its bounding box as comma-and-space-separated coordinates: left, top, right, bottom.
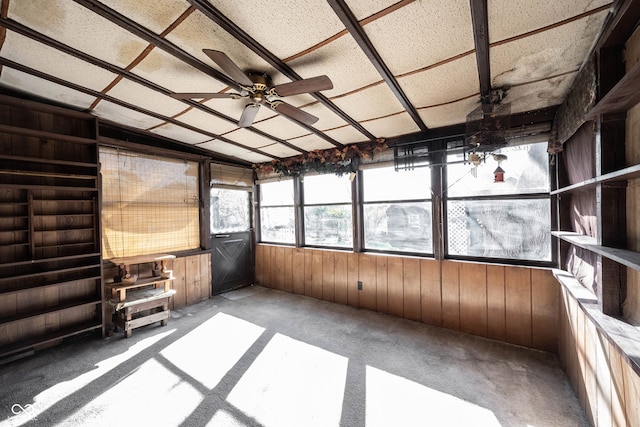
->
210, 189, 253, 294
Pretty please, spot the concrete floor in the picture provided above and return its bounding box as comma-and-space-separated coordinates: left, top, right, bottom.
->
0, 286, 587, 426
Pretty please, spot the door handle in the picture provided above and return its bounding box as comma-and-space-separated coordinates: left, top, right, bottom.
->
215, 234, 230, 238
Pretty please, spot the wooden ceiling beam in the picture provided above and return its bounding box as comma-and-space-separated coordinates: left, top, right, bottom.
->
327, 0, 429, 133
470, 0, 492, 103
188, 0, 374, 146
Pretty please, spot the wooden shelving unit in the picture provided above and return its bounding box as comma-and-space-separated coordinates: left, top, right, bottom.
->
552, 49, 640, 316
0, 95, 103, 359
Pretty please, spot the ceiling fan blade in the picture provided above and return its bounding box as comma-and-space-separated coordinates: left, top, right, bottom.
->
203, 49, 254, 87
169, 92, 238, 100
238, 103, 261, 128
272, 75, 333, 97
271, 102, 319, 126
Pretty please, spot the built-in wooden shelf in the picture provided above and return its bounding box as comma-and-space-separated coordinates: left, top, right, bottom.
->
0, 275, 102, 296
552, 231, 640, 272
0, 298, 101, 326
0, 252, 101, 269
585, 60, 640, 119
0, 320, 102, 359
551, 164, 640, 195
0, 153, 98, 168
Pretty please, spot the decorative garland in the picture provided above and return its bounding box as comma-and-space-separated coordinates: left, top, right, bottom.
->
255, 140, 388, 178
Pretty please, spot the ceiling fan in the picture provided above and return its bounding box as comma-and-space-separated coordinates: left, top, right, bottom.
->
170, 49, 333, 128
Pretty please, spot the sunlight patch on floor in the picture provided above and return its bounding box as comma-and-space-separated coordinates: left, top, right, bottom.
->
59, 358, 202, 426
226, 333, 348, 427
160, 312, 265, 389
10, 330, 175, 426
365, 366, 501, 427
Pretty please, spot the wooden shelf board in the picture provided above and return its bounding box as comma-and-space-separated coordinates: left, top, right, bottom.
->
585, 60, 640, 119
0, 123, 97, 145
0, 169, 96, 180
0, 298, 101, 325
0, 320, 102, 359
109, 254, 176, 266
0, 275, 102, 296
0, 262, 100, 283
0, 252, 100, 268
551, 164, 640, 195
0, 153, 98, 168
0, 183, 98, 192
552, 231, 640, 271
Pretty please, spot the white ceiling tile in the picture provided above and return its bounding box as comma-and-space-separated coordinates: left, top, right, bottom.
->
175, 108, 238, 135
165, 10, 290, 86
131, 48, 229, 94
0, 67, 98, 110
488, 0, 612, 43
238, 152, 274, 164
149, 123, 213, 144
399, 54, 479, 108
8, 0, 149, 68
92, 100, 166, 129
491, 11, 609, 87
331, 84, 405, 122
287, 134, 338, 152
223, 128, 281, 149
345, 0, 398, 20
419, 97, 480, 129
209, 0, 345, 59
258, 143, 302, 158
99, 0, 191, 34
287, 34, 383, 96
362, 0, 475, 75
1, 31, 118, 91
251, 115, 310, 140
197, 140, 258, 158
503, 73, 576, 114
105, 78, 189, 118
324, 125, 372, 145
360, 113, 420, 139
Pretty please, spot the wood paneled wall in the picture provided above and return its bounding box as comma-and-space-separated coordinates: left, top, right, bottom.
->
255, 245, 559, 352
559, 282, 640, 427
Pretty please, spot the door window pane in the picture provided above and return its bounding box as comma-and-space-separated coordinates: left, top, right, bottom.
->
447, 199, 551, 260
211, 188, 250, 233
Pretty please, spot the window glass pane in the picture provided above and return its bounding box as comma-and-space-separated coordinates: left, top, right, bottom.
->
260, 180, 294, 206
363, 167, 431, 201
364, 202, 432, 253
304, 205, 352, 247
260, 207, 295, 244
447, 142, 550, 197
303, 174, 351, 204
211, 188, 250, 233
447, 199, 551, 260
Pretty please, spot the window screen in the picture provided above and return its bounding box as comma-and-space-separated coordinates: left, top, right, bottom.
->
100, 147, 200, 259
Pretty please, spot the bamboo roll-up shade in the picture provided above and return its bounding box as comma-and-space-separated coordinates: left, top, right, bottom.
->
100, 147, 200, 259
211, 163, 254, 189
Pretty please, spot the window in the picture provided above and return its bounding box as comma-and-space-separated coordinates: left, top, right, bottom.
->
445, 142, 551, 261
259, 180, 295, 244
100, 147, 200, 259
362, 166, 432, 254
303, 174, 352, 248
